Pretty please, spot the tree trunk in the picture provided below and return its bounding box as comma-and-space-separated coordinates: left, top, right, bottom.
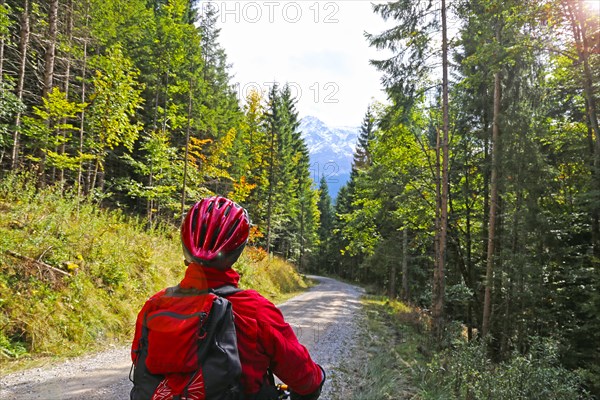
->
11, 0, 30, 169
465, 156, 475, 340
91, 158, 100, 194
299, 198, 305, 272
0, 0, 5, 83
266, 126, 276, 254
482, 67, 502, 338
402, 228, 409, 301
59, 0, 74, 188
43, 0, 59, 98
432, 0, 449, 340
389, 237, 397, 299
181, 77, 193, 220
147, 162, 154, 227
37, 0, 59, 183
503, 189, 522, 355
77, 36, 88, 198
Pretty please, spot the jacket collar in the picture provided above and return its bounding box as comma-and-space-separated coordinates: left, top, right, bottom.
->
179, 262, 240, 290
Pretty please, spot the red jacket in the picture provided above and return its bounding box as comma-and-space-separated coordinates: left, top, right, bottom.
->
131, 263, 323, 396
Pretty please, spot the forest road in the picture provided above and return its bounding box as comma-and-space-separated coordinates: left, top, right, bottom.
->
0, 275, 364, 400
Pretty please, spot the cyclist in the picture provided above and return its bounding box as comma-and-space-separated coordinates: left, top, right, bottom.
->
132, 196, 325, 400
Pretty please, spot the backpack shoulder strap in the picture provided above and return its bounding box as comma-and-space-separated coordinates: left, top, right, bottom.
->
211, 285, 243, 298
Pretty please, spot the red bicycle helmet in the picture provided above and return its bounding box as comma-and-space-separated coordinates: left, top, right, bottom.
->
181, 196, 250, 270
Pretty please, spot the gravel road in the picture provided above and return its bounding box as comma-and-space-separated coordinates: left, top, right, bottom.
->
0, 276, 364, 400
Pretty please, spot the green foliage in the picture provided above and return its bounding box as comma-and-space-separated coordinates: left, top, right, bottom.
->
0, 173, 183, 361
21, 88, 86, 170
0, 0, 320, 270
0, 332, 27, 359
88, 45, 143, 155
119, 129, 182, 221
0, 3, 11, 39
328, 0, 600, 395
89, 0, 154, 49
236, 84, 320, 267
0, 173, 310, 369
366, 0, 439, 116
421, 338, 591, 400
0, 78, 24, 154
235, 247, 309, 303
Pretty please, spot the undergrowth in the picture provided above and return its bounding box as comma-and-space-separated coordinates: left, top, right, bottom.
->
419, 338, 592, 400
350, 294, 592, 400
236, 247, 310, 303
346, 296, 429, 400
0, 173, 308, 373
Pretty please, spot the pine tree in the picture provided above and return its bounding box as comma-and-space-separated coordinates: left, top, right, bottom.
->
315, 175, 334, 273
353, 106, 376, 171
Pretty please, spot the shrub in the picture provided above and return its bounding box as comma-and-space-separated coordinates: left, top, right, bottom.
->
421, 338, 591, 400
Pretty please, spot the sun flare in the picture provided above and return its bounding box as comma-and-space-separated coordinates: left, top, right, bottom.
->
583, 0, 600, 16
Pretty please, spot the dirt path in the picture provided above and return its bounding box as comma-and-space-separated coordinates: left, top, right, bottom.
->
0, 276, 364, 400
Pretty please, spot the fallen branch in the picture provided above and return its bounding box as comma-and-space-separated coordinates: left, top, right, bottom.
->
5, 250, 71, 277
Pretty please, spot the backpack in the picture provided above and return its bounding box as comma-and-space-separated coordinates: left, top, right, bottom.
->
130, 285, 243, 400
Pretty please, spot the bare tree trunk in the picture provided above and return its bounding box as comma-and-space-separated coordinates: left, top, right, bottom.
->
77, 2, 91, 198
77, 39, 89, 197
482, 66, 502, 338
11, 0, 30, 169
147, 162, 154, 227
77, 41, 88, 197
38, 0, 59, 183
300, 198, 305, 272
59, 0, 73, 188
465, 158, 475, 340
0, 0, 5, 83
266, 127, 276, 254
432, 0, 450, 340
503, 189, 522, 355
91, 158, 100, 194
388, 239, 397, 299
401, 228, 409, 301
181, 77, 193, 221
43, 0, 59, 98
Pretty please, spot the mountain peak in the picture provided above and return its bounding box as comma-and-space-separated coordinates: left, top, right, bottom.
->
300, 115, 327, 130
299, 116, 360, 198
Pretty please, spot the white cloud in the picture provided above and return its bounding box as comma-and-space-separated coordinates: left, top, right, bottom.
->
209, 1, 391, 127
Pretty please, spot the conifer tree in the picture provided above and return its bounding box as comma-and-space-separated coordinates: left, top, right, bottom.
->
315, 175, 334, 273
353, 105, 376, 171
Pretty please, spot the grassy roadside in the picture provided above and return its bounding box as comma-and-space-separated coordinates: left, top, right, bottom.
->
0, 175, 309, 375
342, 296, 431, 400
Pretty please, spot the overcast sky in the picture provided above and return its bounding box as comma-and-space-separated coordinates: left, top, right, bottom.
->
206, 1, 391, 127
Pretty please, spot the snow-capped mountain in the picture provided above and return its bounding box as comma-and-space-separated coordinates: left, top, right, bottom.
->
299, 116, 359, 199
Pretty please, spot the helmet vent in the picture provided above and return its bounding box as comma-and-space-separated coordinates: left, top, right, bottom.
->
191, 207, 199, 235
198, 222, 208, 248
225, 219, 240, 240
210, 225, 222, 250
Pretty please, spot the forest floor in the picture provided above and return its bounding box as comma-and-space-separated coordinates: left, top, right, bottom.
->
0, 276, 367, 400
